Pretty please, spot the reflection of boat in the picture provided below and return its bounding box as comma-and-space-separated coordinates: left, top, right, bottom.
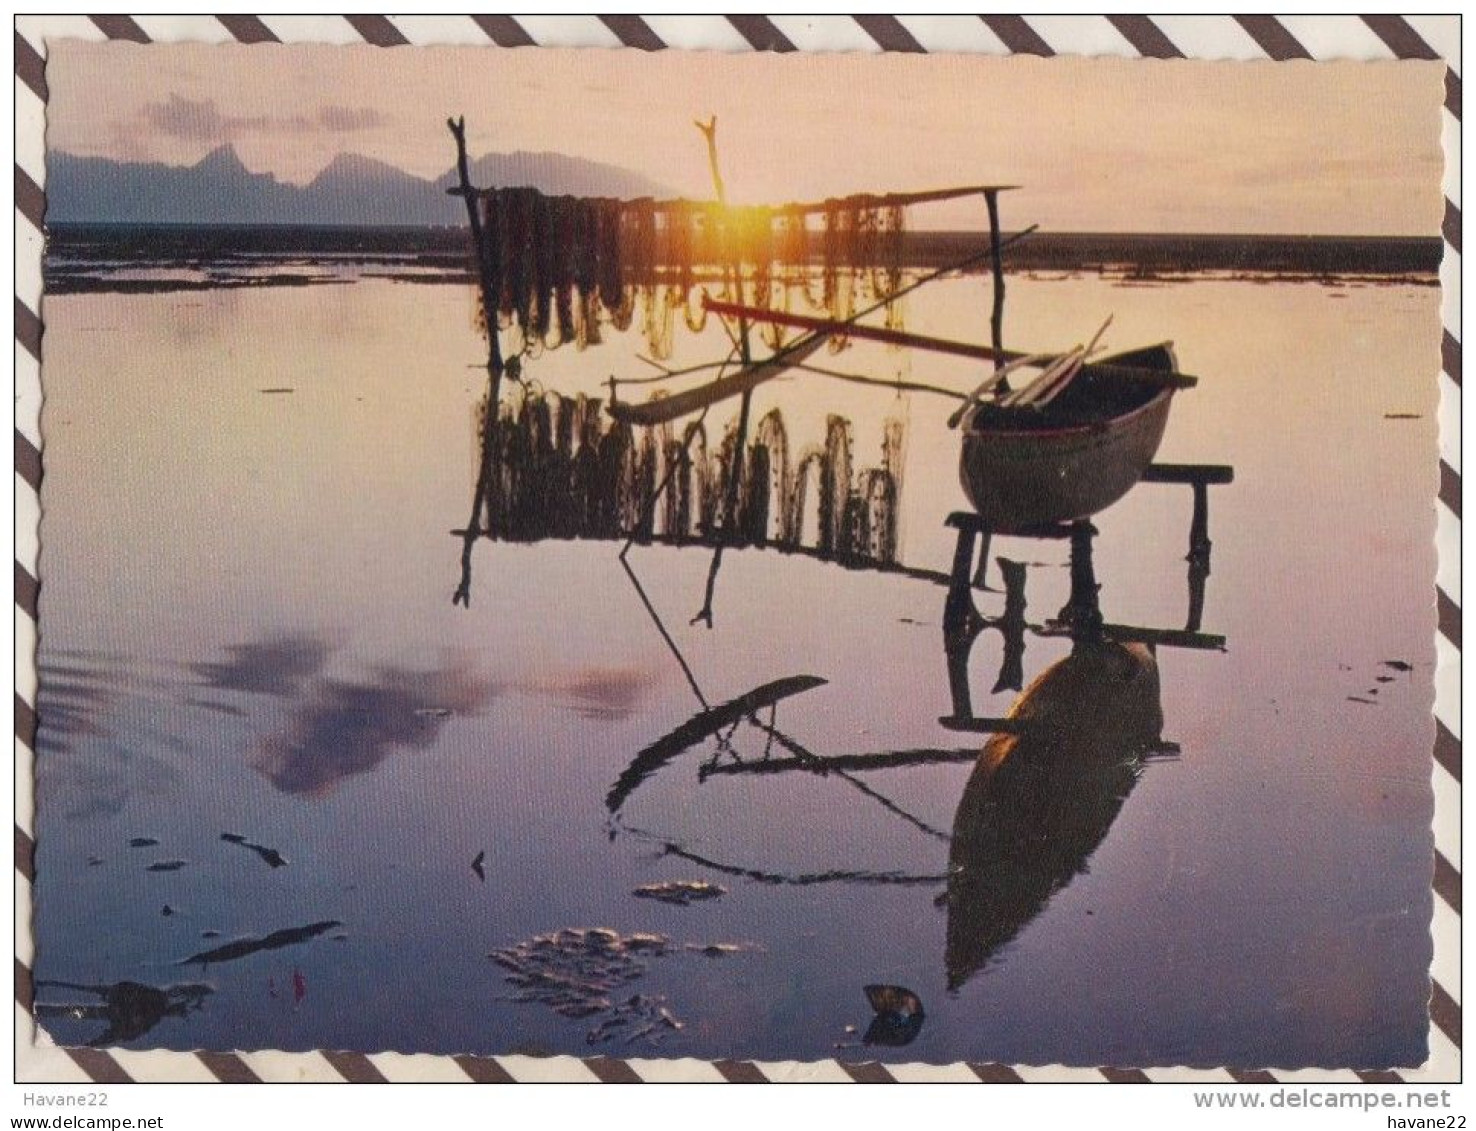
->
944, 639, 1163, 990
957, 344, 1178, 532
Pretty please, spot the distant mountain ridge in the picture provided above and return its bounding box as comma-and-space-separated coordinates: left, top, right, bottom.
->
46, 144, 676, 225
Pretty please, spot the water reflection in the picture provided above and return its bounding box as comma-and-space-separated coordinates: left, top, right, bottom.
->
34, 980, 212, 1047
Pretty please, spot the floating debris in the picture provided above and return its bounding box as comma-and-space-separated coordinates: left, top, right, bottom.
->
1383, 412, 1422, 420
129, 837, 160, 848
259, 388, 295, 394
34, 979, 211, 1046
86, 856, 105, 867
632, 880, 726, 907
862, 984, 926, 1047
180, 920, 341, 966
1347, 696, 1376, 705
1383, 660, 1414, 673
201, 930, 220, 939
161, 905, 175, 917
147, 860, 186, 872
489, 927, 756, 1046
220, 833, 287, 869
414, 707, 454, 720
472, 851, 486, 882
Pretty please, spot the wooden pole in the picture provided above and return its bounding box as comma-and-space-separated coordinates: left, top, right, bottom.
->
449, 116, 507, 607
985, 189, 1009, 393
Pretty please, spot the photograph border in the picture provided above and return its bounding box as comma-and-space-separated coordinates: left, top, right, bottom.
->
11, 12, 1461, 1084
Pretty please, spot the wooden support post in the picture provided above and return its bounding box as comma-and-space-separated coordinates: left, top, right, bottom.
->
984, 189, 1009, 394
944, 522, 981, 633
1059, 520, 1103, 637
449, 115, 508, 607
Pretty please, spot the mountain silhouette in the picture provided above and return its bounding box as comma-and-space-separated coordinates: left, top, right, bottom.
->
47, 144, 677, 225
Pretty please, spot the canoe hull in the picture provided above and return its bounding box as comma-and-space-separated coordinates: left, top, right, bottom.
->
958, 345, 1176, 532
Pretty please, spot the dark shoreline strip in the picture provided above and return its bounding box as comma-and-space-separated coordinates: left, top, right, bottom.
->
215, 15, 279, 44
598, 16, 665, 51
969, 1062, 1025, 1082
1106, 16, 1183, 59
15, 31, 48, 102
88, 15, 150, 42
16, 563, 38, 620
472, 15, 536, 47
1233, 16, 1312, 60
840, 1061, 896, 1083
584, 1057, 643, 1083
854, 15, 924, 53
1434, 720, 1460, 782
455, 1055, 517, 1083
979, 15, 1053, 56
197, 1052, 262, 1083
322, 1051, 387, 1082
725, 15, 796, 52
344, 16, 408, 47
1440, 460, 1461, 518
15, 165, 45, 231
1360, 15, 1440, 60
1434, 850, 1461, 914
714, 1060, 770, 1083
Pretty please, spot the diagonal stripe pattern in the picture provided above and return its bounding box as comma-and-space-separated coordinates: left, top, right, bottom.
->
12, 13, 1460, 1086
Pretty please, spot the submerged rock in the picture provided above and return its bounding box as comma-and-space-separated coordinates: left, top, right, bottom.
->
631, 880, 727, 907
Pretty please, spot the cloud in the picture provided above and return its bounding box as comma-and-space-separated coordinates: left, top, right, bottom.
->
138, 94, 385, 142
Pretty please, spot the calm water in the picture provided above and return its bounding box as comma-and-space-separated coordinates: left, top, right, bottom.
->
34, 257, 1438, 1066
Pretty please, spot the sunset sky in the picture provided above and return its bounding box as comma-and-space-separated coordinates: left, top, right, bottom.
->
47, 41, 1444, 235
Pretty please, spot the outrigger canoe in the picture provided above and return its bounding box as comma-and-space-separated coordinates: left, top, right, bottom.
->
957, 343, 1179, 532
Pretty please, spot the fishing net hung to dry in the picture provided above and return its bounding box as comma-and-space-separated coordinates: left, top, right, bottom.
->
471, 187, 908, 360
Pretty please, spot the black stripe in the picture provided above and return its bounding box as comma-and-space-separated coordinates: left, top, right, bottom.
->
471, 15, 536, 47
15, 562, 38, 620
1437, 588, 1460, 647
197, 1052, 262, 1083
344, 15, 408, 47
1443, 198, 1461, 255
713, 1059, 769, 1083
583, 1056, 643, 1083
598, 15, 665, 51
1446, 69, 1461, 122
15, 298, 41, 362
88, 15, 150, 42
1360, 15, 1440, 60
15, 826, 34, 883
1443, 331, 1461, 387
1100, 1067, 1152, 1082
454, 1055, 517, 1082
15, 165, 44, 231
1430, 981, 1460, 1047
14, 31, 48, 102
1106, 16, 1184, 59
1228, 1069, 1278, 1083
853, 15, 924, 53
1433, 850, 1461, 914
725, 15, 795, 52
1233, 16, 1312, 60
840, 1061, 896, 1083
1434, 720, 1460, 782
969, 1062, 1024, 1082
979, 15, 1054, 56
67, 1049, 133, 1083
16, 429, 42, 492
1358, 1069, 1406, 1083
1439, 460, 1461, 518
215, 15, 279, 44
322, 1050, 388, 1081
15, 694, 36, 748
15, 958, 34, 1014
